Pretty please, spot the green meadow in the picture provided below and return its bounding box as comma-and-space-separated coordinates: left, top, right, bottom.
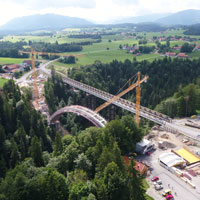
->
0, 57, 25, 65
3, 29, 200, 70
0, 78, 8, 87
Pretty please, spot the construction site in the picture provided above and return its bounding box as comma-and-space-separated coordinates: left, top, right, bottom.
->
15, 47, 200, 200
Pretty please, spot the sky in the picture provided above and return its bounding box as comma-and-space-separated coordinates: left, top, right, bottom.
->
0, 0, 200, 25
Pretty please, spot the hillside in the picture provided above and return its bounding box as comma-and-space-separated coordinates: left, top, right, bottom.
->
113, 13, 170, 24
156, 9, 200, 25
0, 14, 93, 31
184, 23, 200, 35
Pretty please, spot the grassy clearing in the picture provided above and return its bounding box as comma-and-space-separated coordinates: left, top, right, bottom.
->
3, 28, 200, 68
0, 57, 25, 65
142, 179, 155, 200
0, 78, 8, 87
54, 50, 161, 68
3, 35, 97, 44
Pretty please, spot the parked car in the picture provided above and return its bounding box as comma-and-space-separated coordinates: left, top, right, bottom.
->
151, 176, 159, 181
165, 194, 174, 200
162, 189, 172, 197
156, 180, 162, 185
154, 184, 163, 190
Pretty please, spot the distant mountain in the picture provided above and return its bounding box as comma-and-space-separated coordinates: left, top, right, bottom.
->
0, 14, 93, 31
112, 13, 170, 24
156, 9, 200, 25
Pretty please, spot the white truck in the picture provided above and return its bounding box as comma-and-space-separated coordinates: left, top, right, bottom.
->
136, 139, 154, 154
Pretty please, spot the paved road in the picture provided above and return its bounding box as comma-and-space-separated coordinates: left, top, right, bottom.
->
142, 149, 200, 200
16, 59, 56, 84
166, 121, 200, 141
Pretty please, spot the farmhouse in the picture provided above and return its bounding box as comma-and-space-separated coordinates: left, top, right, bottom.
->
177, 53, 188, 58
23, 60, 32, 66
165, 52, 176, 57
123, 156, 149, 175
2, 64, 24, 73
173, 46, 181, 50
193, 45, 200, 51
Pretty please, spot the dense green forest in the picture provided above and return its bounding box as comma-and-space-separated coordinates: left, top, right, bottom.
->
155, 81, 200, 117
184, 23, 200, 35
0, 80, 54, 178
0, 116, 146, 200
31, 42, 82, 53
68, 34, 101, 40
67, 57, 200, 111
0, 80, 148, 199
0, 41, 29, 58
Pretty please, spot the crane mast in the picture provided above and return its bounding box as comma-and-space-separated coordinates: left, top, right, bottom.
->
95, 72, 148, 126
135, 72, 141, 125
31, 47, 39, 109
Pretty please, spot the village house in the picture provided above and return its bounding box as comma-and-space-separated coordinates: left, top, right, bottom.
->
123, 156, 149, 176
177, 53, 188, 58
193, 45, 200, 51
165, 52, 176, 57
23, 60, 32, 66
2, 64, 25, 73
173, 46, 181, 50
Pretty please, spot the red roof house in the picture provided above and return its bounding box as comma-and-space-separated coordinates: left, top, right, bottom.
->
194, 45, 200, 51
123, 156, 148, 175
177, 53, 188, 58
165, 52, 176, 57
173, 46, 181, 50
23, 60, 32, 66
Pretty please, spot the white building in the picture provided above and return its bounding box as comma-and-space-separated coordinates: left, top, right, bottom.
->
159, 152, 186, 172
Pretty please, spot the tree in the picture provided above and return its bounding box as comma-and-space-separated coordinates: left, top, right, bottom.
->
127, 158, 145, 200
0, 155, 7, 178
10, 138, 20, 168
180, 43, 194, 53
29, 136, 44, 167
74, 153, 92, 175
103, 162, 127, 200
166, 39, 170, 47
42, 169, 69, 200
53, 132, 63, 156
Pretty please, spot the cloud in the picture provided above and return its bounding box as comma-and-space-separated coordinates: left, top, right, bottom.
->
112, 0, 139, 6
8, 0, 96, 9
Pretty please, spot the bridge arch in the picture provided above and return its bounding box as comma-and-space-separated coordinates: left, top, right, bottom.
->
49, 105, 107, 128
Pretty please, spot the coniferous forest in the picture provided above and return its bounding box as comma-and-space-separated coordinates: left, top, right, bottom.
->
0, 56, 200, 200
0, 79, 147, 199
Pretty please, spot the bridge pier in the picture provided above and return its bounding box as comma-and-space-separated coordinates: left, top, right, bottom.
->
50, 120, 61, 132
86, 94, 96, 110
107, 105, 116, 121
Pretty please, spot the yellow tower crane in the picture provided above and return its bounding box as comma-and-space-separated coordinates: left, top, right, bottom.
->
19, 47, 80, 110
94, 72, 148, 126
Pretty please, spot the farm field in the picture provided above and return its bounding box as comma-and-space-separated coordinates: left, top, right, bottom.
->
0, 78, 8, 87
2, 28, 200, 68
3, 35, 98, 44
0, 57, 25, 65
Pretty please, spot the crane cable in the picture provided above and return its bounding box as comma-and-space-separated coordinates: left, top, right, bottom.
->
115, 73, 138, 95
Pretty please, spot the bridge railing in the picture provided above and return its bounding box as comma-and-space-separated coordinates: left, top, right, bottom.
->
62, 76, 172, 124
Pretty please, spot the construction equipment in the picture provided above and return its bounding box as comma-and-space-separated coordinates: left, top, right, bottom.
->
19, 47, 64, 109
20, 46, 84, 109
94, 72, 148, 126
31, 47, 39, 109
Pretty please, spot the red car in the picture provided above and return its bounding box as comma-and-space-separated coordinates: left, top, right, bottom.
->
151, 176, 159, 181
166, 194, 174, 200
